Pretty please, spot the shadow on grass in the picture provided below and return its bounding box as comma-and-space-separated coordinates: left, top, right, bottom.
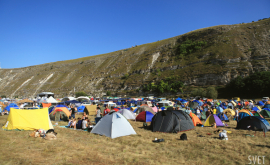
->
255, 145, 270, 148
138, 126, 152, 131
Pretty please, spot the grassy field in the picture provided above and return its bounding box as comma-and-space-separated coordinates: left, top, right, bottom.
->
0, 114, 270, 165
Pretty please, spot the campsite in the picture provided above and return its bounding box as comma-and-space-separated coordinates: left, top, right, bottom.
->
0, 97, 270, 164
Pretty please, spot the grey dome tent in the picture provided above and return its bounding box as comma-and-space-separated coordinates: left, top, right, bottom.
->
118, 109, 136, 120
150, 110, 194, 133
91, 112, 136, 138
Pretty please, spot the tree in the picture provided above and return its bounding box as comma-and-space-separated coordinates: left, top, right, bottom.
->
205, 87, 218, 99
75, 91, 88, 98
106, 91, 111, 96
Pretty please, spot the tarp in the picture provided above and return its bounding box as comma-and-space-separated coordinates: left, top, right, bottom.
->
17, 99, 33, 104
2, 108, 53, 130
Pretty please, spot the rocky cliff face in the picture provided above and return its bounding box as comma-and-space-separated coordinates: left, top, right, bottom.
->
0, 18, 270, 98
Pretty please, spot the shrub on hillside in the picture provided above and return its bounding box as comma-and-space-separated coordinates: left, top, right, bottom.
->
75, 91, 88, 98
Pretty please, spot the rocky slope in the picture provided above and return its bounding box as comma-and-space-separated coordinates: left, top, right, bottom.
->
0, 18, 270, 98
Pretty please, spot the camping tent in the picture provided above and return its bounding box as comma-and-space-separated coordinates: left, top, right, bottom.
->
188, 101, 199, 109
260, 109, 270, 118
251, 111, 264, 118
217, 113, 229, 121
118, 109, 136, 120
236, 116, 270, 132
84, 105, 97, 115
201, 111, 207, 120
151, 110, 194, 133
136, 111, 155, 122
2, 108, 53, 130
91, 112, 136, 138
49, 105, 68, 114
134, 106, 156, 115
42, 103, 52, 108
4, 103, 19, 112
45, 96, 58, 104
77, 105, 86, 113
204, 115, 224, 127
223, 109, 235, 118
238, 109, 253, 121
256, 101, 264, 106
50, 106, 70, 121
189, 112, 203, 126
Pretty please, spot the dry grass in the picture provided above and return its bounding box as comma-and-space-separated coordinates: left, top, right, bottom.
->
0, 114, 270, 165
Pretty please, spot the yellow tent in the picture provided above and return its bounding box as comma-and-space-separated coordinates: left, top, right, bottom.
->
2, 108, 53, 130
223, 109, 235, 117
84, 105, 97, 115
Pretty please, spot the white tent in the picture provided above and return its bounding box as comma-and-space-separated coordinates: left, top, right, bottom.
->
91, 112, 136, 138
118, 109, 136, 120
45, 96, 58, 104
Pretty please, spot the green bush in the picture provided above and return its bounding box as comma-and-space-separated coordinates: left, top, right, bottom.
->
106, 91, 111, 96
75, 91, 88, 98
191, 87, 218, 99
226, 71, 270, 97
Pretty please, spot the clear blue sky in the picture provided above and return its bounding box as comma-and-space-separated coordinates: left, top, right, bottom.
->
0, 0, 269, 68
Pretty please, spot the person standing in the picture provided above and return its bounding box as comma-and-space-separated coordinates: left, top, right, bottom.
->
96, 107, 101, 117
70, 105, 77, 119
103, 105, 110, 116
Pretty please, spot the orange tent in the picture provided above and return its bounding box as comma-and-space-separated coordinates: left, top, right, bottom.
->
189, 112, 202, 126
0, 102, 6, 109
50, 107, 71, 117
42, 103, 51, 108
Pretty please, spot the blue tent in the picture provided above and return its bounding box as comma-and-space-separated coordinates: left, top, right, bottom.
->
256, 101, 264, 106
217, 106, 224, 113
263, 108, 270, 111
176, 97, 182, 101
252, 106, 260, 112
77, 105, 85, 113
238, 111, 253, 121
263, 104, 270, 109
5, 103, 19, 112
217, 113, 229, 121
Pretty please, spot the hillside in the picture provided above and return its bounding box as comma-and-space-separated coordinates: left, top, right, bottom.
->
0, 18, 270, 98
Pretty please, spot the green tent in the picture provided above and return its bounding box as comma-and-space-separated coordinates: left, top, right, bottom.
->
260, 110, 270, 118
201, 111, 207, 120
